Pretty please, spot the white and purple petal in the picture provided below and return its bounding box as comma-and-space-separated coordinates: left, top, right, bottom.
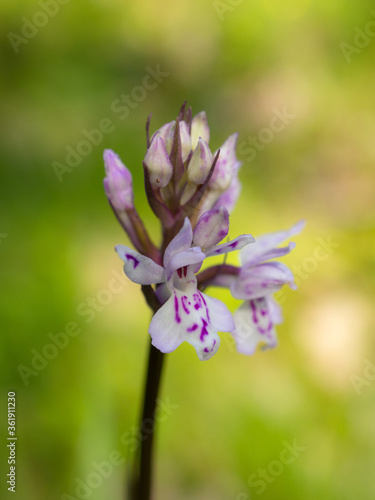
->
231, 298, 278, 355
231, 262, 296, 300
163, 218, 193, 268
214, 174, 241, 214
205, 234, 255, 257
166, 247, 205, 281
149, 288, 233, 361
115, 245, 165, 285
240, 220, 305, 266
193, 207, 229, 251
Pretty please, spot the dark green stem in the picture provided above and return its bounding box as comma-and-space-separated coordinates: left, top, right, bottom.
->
130, 286, 165, 500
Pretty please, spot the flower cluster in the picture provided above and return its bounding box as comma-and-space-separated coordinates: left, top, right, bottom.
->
103, 103, 303, 360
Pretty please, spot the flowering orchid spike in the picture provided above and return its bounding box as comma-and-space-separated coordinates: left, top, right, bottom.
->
103, 149, 134, 211
105, 103, 303, 363
144, 132, 173, 189
191, 111, 210, 150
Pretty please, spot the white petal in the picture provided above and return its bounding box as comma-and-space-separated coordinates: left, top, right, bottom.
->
115, 245, 165, 285
163, 218, 193, 268
231, 299, 278, 355
205, 234, 255, 257
149, 288, 232, 361
231, 262, 295, 300
241, 220, 305, 266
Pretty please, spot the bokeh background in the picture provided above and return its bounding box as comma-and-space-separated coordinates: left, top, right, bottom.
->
1, 0, 375, 499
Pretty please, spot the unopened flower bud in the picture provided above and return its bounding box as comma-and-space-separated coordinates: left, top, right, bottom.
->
103, 149, 134, 211
155, 121, 175, 152
209, 133, 239, 193
154, 120, 192, 163
144, 132, 173, 188
191, 111, 210, 150
187, 138, 213, 185
179, 121, 192, 162
193, 207, 229, 250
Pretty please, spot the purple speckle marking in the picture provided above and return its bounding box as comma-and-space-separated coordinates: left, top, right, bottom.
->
177, 266, 188, 279
126, 254, 139, 268
250, 300, 258, 324
174, 293, 181, 323
193, 293, 202, 310
181, 296, 191, 314
200, 318, 209, 341
204, 339, 216, 353
199, 292, 210, 322
230, 240, 239, 248
187, 323, 198, 332
258, 320, 272, 335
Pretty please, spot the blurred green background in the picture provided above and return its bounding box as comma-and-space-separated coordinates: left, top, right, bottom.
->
1, 0, 375, 498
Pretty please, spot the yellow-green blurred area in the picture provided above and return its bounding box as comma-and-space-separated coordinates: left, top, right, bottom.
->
1, 0, 375, 498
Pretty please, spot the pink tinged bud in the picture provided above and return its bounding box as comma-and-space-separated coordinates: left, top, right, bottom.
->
154, 120, 191, 162
193, 207, 229, 250
187, 138, 213, 185
191, 111, 210, 150
103, 149, 134, 211
155, 120, 175, 153
209, 133, 239, 192
179, 121, 192, 162
144, 132, 173, 188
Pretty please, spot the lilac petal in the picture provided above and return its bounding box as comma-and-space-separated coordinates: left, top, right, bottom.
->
103, 149, 134, 211
205, 234, 255, 257
241, 220, 305, 266
166, 247, 205, 281
214, 174, 241, 214
231, 298, 278, 355
193, 207, 229, 251
209, 133, 240, 191
231, 262, 296, 300
143, 132, 173, 188
163, 218, 193, 268
266, 296, 283, 325
149, 289, 233, 360
115, 245, 165, 285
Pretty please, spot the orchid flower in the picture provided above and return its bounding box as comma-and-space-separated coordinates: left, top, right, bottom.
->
116, 213, 253, 360
229, 221, 305, 354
